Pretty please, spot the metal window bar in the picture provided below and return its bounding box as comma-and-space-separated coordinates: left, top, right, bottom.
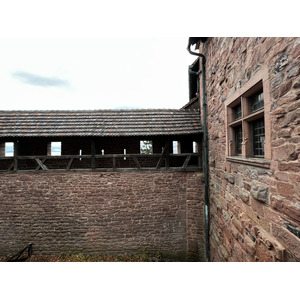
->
234, 104, 242, 120
252, 119, 265, 157
250, 91, 264, 113
235, 126, 243, 155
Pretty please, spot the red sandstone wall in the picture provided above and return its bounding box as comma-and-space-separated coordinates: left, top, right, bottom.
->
0, 171, 204, 260
200, 37, 300, 261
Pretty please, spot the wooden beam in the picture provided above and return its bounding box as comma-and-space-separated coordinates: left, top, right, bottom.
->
14, 141, 19, 171
66, 157, 74, 170
164, 142, 170, 169
35, 159, 47, 171
182, 155, 191, 170
35, 158, 48, 170
155, 156, 164, 169
133, 157, 141, 169
7, 161, 15, 171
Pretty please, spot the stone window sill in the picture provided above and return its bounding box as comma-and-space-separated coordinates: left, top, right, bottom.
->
226, 156, 271, 169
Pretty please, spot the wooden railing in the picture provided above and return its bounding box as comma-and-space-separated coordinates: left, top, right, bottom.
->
0, 153, 202, 172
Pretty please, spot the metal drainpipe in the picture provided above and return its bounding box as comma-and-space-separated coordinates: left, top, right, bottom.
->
187, 43, 210, 262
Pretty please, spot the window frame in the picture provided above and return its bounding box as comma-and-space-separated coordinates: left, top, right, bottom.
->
225, 66, 271, 166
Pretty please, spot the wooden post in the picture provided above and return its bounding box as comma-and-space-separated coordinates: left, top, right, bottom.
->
165, 141, 169, 169
113, 155, 117, 170
14, 140, 19, 171
91, 139, 96, 169
197, 138, 202, 170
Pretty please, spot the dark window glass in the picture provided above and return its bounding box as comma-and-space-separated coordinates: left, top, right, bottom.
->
234, 104, 242, 120
235, 126, 243, 155
252, 118, 265, 157
250, 91, 264, 113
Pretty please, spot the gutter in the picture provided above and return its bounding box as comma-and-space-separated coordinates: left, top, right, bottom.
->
187, 38, 210, 262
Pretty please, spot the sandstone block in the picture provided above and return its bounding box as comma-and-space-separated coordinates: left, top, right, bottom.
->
287, 62, 300, 79
272, 224, 300, 261
293, 79, 300, 89
276, 182, 295, 198
274, 54, 289, 73
271, 73, 285, 88
254, 226, 286, 261
239, 189, 250, 204
273, 143, 297, 162
270, 194, 300, 222
250, 182, 269, 204
224, 173, 235, 184
232, 216, 243, 233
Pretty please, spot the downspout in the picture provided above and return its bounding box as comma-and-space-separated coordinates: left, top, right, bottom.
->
187, 40, 210, 262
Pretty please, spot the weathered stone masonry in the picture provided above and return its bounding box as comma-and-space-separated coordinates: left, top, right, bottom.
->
198, 37, 300, 261
0, 171, 205, 260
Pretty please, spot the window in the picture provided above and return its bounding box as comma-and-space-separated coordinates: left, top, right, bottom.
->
234, 104, 242, 120
140, 140, 153, 154
172, 141, 181, 154
5, 142, 14, 157
235, 126, 243, 155
193, 141, 198, 153
225, 66, 271, 163
252, 118, 265, 157
250, 91, 264, 113
50, 142, 61, 156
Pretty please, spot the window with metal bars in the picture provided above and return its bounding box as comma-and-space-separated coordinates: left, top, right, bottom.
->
234, 104, 242, 120
252, 118, 265, 157
235, 126, 243, 155
250, 91, 264, 113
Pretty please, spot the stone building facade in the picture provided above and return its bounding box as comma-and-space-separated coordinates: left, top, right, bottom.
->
0, 171, 204, 260
1, 37, 299, 262
0, 109, 205, 260
193, 37, 300, 261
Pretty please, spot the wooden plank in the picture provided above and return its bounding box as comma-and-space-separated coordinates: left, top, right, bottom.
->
35, 159, 47, 171
35, 158, 48, 170
182, 155, 191, 170
66, 157, 74, 170
133, 157, 141, 169
155, 156, 164, 169
7, 161, 15, 171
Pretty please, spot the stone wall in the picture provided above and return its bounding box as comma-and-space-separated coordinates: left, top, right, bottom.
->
199, 37, 300, 261
0, 171, 205, 260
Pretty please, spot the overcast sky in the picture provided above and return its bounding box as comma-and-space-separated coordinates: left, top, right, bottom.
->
0, 38, 194, 110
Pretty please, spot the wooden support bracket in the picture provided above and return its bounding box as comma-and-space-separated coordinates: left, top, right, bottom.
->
182, 155, 191, 170
35, 159, 47, 171
35, 158, 48, 171
133, 157, 141, 169
66, 157, 74, 170
7, 161, 15, 171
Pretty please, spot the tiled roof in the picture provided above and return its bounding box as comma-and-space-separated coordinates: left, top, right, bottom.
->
0, 109, 202, 137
